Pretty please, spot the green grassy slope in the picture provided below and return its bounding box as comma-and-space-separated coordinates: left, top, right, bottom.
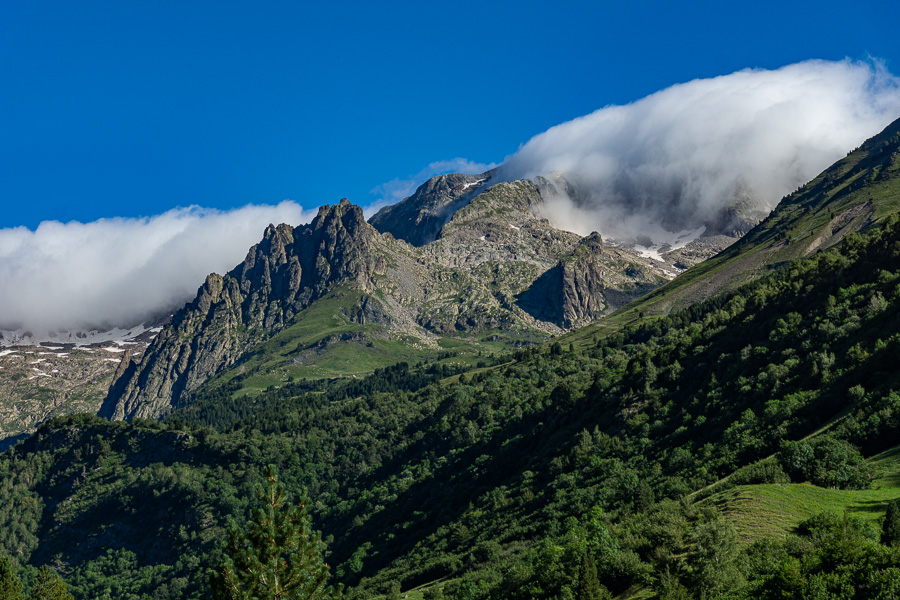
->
193, 288, 516, 399
711, 446, 900, 544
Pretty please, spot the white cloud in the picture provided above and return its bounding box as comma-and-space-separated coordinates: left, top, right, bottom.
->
499, 59, 900, 241
0, 202, 317, 333
367, 157, 497, 216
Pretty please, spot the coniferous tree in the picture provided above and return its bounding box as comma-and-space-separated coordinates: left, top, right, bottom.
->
882, 499, 900, 546
210, 465, 344, 600
689, 517, 746, 600
656, 569, 692, 600
575, 552, 607, 600
26, 566, 73, 600
0, 554, 24, 600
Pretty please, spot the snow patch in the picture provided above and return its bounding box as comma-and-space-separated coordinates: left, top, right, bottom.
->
632, 226, 707, 263
30, 358, 46, 365
634, 245, 666, 262
480, 235, 487, 241
102, 346, 126, 353
509, 225, 520, 231
462, 178, 487, 191
0, 322, 162, 348
104, 358, 122, 363
0, 350, 17, 357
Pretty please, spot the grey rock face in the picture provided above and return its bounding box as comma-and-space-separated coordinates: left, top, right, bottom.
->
559, 233, 608, 328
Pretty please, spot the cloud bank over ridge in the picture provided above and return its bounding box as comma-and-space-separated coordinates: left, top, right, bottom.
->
0, 202, 316, 335
6, 59, 900, 336
500, 59, 900, 241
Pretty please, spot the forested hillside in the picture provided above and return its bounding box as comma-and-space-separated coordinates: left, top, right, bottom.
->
3, 208, 900, 598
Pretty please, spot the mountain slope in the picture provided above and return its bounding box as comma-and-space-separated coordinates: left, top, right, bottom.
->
100, 200, 394, 420
609, 115, 900, 320
145, 211, 900, 598
0, 343, 135, 449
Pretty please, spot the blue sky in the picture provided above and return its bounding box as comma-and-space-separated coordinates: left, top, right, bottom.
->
2, 0, 899, 230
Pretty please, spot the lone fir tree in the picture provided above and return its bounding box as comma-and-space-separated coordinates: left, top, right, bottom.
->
883, 498, 900, 546
210, 465, 344, 600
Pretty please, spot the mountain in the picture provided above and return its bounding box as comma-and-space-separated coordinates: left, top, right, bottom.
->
105, 114, 900, 421
100, 199, 386, 420
0, 343, 128, 450
101, 179, 690, 420
0, 320, 169, 449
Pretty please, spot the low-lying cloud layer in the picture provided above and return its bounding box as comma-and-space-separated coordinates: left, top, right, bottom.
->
500, 59, 900, 241
0, 202, 316, 334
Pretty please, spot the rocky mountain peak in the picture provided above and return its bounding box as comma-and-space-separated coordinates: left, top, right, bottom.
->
369, 172, 493, 246
582, 231, 603, 247
101, 200, 389, 420
260, 222, 294, 249
316, 197, 364, 224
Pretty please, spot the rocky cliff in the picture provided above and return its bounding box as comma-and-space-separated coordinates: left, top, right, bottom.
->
558, 233, 612, 328
100, 200, 387, 420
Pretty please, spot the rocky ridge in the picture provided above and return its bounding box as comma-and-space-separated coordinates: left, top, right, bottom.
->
100, 200, 388, 420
